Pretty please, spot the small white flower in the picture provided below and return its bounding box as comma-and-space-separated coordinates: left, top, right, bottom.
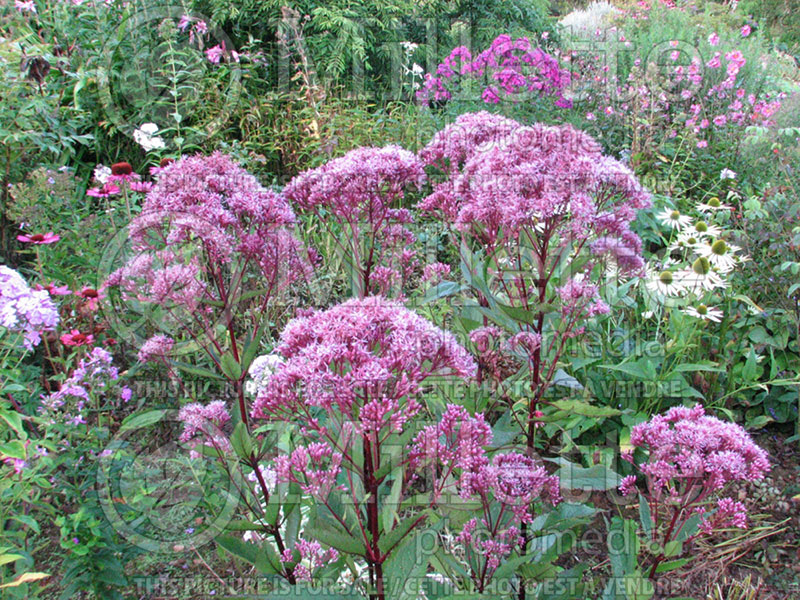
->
682, 220, 722, 239
683, 304, 723, 322
668, 231, 703, 254
133, 123, 166, 151
245, 353, 285, 396
247, 464, 277, 493
656, 208, 693, 230
720, 168, 737, 180
677, 257, 727, 292
139, 122, 159, 136
697, 197, 732, 212
645, 269, 685, 298
411, 63, 424, 76
695, 239, 741, 272
93, 164, 111, 184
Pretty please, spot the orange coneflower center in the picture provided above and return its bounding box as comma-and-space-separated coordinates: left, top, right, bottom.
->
81, 288, 99, 299
160, 158, 175, 168
29, 234, 46, 242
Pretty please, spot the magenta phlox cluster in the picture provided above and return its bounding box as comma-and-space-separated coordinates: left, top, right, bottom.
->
418, 35, 572, 108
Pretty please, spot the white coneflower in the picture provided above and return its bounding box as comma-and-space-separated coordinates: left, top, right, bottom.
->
656, 208, 692, 229
682, 220, 722, 239
645, 269, 685, 297
683, 304, 723, 322
678, 257, 727, 292
668, 231, 702, 253
697, 196, 732, 212
656, 208, 693, 230
695, 239, 740, 272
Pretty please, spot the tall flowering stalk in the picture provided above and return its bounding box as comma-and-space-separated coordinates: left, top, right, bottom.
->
283, 146, 426, 298
419, 114, 649, 597
409, 404, 561, 594
419, 112, 651, 446
106, 152, 312, 428
251, 296, 476, 598
619, 405, 770, 578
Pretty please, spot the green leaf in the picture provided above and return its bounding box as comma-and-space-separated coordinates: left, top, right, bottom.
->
171, 361, 225, 380
492, 552, 537, 581
742, 348, 759, 381
0, 441, 26, 460
654, 558, 689, 573
663, 540, 682, 557
673, 363, 723, 373
309, 521, 367, 556
674, 513, 701, 542
378, 511, 427, 556
215, 534, 278, 575
637, 494, 653, 541
224, 520, 265, 532
550, 399, 620, 418
241, 328, 266, 374
496, 303, 540, 326
552, 369, 584, 390
383, 528, 434, 600
0, 554, 23, 567
557, 463, 620, 491
381, 474, 404, 533
0, 410, 24, 436
230, 422, 252, 459
422, 281, 462, 303
119, 409, 168, 433
490, 409, 519, 449
602, 358, 657, 380
220, 352, 243, 381
607, 516, 639, 578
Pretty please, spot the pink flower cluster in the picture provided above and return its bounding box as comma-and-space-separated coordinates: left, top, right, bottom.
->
570, 35, 784, 150
106, 153, 312, 355
177, 400, 232, 458
418, 112, 651, 274
274, 442, 343, 501
417, 35, 572, 108
0, 265, 60, 350
252, 296, 476, 427
629, 404, 770, 496
137, 334, 175, 363
281, 538, 339, 582
283, 146, 425, 296
39, 347, 132, 428
410, 405, 561, 591
625, 404, 770, 533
